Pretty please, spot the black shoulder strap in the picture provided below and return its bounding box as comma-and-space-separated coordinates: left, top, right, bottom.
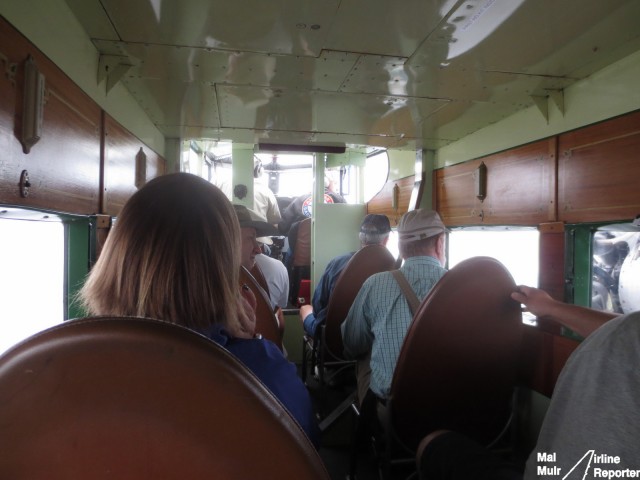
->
391, 269, 420, 316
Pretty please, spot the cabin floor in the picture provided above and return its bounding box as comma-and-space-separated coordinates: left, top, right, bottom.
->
303, 364, 530, 480
304, 365, 423, 480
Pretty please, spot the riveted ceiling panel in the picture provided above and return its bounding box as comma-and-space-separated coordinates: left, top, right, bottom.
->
324, 0, 451, 58
63, 0, 640, 150
95, 0, 340, 56
217, 84, 448, 134
94, 40, 360, 90
122, 77, 220, 128
409, 0, 640, 78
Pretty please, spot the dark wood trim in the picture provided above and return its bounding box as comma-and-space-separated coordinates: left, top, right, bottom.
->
367, 175, 415, 228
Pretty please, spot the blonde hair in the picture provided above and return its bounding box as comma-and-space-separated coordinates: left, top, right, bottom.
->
79, 173, 241, 332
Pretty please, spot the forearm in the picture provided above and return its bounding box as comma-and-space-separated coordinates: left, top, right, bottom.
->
302, 311, 319, 337
539, 301, 617, 338
512, 285, 618, 338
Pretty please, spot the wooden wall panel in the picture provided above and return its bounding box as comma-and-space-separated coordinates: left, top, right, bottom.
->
366, 175, 414, 228
518, 325, 580, 397
538, 222, 565, 305
435, 139, 557, 226
103, 114, 165, 216
0, 16, 100, 214
558, 110, 640, 223
434, 159, 481, 225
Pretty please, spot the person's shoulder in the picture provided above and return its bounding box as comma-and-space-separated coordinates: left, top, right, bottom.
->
254, 253, 272, 269
256, 182, 277, 197
327, 191, 346, 203
264, 255, 287, 274
588, 310, 640, 338
574, 310, 640, 357
360, 269, 394, 289
322, 252, 353, 271
226, 335, 285, 362
256, 253, 280, 265
331, 251, 356, 264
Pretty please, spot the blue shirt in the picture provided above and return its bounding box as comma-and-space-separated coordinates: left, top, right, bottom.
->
303, 252, 355, 337
341, 256, 446, 399
202, 323, 320, 447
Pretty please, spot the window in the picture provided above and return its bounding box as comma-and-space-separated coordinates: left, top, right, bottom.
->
255, 153, 314, 198
0, 216, 65, 354
591, 226, 640, 314
385, 229, 400, 260
447, 227, 539, 287
448, 227, 539, 324
363, 150, 389, 203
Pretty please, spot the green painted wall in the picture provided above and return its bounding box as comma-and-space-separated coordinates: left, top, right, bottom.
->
282, 311, 304, 365
66, 219, 91, 319
387, 149, 416, 181
313, 203, 366, 282
436, 49, 640, 168
231, 144, 255, 208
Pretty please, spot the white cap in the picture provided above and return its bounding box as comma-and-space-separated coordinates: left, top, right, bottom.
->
397, 209, 447, 244
257, 236, 274, 245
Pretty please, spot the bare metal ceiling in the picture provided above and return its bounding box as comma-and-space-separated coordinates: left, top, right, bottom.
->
64, 0, 640, 151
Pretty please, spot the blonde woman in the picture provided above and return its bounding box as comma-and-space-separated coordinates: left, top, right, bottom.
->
79, 172, 318, 445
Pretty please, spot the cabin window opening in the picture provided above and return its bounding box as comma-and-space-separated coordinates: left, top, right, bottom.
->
255, 153, 314, 198
448, 227, 540, 325
182, 140, 234, 195
362, 150, 389, 203
212, 157, 233, 198
591, 223, 640, 315
0, 216, 65, 354
385, 229, 400, 260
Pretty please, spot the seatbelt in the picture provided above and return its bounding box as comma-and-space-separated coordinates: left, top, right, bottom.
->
391, 269, 420, 316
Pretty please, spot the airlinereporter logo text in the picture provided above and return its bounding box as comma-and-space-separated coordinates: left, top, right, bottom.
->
537, 451, 640, 478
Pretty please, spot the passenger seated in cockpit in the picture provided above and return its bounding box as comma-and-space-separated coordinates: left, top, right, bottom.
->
78, 172, 319, 446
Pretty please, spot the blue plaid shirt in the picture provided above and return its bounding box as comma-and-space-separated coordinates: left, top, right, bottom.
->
341, 255, 446, 399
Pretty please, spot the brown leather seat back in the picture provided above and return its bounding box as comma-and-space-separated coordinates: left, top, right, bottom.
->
389, 256, 523, 451
250, 262, 270, 297
0, 317, 328, 480
241, 266, 283, 350
293, 218, 312, 267
324, 244, 396, 358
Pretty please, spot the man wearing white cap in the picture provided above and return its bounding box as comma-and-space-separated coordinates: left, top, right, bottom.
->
341, 209, 448, 404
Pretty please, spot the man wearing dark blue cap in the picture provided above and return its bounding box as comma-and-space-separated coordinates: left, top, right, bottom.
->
299, 214, 391, 338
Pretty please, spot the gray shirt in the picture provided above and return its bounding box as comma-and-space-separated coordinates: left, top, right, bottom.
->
525, 311, 640, 478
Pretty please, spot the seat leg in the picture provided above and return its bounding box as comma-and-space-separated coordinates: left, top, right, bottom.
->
301, 336, 308, 383
347, 401, 361, 480
318, 391, 357, 432
318, 342, 326, 416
